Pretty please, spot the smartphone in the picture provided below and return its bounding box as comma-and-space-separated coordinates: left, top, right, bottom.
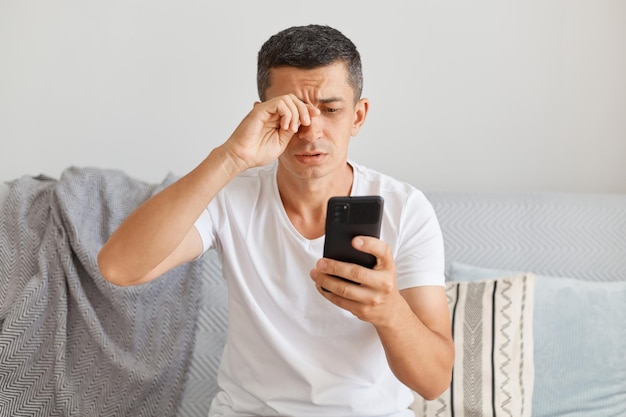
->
323, 196, 384, 269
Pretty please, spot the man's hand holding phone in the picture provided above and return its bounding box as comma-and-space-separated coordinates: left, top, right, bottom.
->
311, 196, 408, 326
311, 234, 406, 327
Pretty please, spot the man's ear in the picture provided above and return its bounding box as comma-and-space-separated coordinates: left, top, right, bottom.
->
351, 98, 369, 136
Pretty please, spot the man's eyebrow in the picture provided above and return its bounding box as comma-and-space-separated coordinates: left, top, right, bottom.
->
318, 97, 344, 104
298, 96, 345, 105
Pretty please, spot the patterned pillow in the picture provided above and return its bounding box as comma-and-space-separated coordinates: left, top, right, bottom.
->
412, 273, 535, 417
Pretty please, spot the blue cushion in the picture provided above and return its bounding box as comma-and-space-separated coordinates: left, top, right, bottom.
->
450, 263, 626, 417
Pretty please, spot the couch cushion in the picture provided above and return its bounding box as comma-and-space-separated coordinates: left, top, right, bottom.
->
450, 263, 626, 417
413, 273, 535, 417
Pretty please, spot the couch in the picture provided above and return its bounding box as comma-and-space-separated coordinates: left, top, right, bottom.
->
179, 191, 626, 417
1, 168, 625, 417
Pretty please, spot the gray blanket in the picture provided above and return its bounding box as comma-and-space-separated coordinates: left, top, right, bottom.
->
0, 167, 202, 417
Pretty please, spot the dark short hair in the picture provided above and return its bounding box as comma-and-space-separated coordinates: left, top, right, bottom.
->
257, 24, 363, 103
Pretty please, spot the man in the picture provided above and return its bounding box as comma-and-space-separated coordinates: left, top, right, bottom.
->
99, 24, 453, 417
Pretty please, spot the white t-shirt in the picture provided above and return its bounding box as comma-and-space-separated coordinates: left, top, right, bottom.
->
194, 161, 445, 417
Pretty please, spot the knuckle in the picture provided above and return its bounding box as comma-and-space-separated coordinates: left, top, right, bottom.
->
350, 266, 366, 283
379, 278, 394, 294
369, 294, 384, 308
336, 282, 351, 299
357, 305, 375, 321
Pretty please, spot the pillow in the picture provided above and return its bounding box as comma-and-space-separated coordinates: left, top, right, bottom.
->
412, 273, 535, 417
449, 262, 516, 282
450, 263, 626, 417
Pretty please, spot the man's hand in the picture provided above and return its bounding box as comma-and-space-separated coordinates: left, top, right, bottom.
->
310, 236, 454, 399
310, 236, 402, 326
100, 95, 319, 287
222, 94, 321, 170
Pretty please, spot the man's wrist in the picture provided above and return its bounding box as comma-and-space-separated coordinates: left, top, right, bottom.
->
210, 143, 251, 178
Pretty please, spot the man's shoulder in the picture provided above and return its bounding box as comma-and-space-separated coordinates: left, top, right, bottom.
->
235, 162, 276, 181
223, 162, 276, 191
210, 163, 277, 213
351, 161, 424, 198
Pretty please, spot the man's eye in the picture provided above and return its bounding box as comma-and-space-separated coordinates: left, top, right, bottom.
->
324, 107, 340, 113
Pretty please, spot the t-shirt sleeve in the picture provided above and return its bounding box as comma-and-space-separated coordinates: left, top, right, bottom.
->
394, 191, 445, 289
193, 207, 214, 256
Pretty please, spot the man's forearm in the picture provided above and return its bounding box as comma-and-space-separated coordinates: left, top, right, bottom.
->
98, 145, 245, 286
375, 291, 454, 400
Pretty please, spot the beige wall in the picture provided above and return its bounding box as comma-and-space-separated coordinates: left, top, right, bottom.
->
1, 1, 625, 193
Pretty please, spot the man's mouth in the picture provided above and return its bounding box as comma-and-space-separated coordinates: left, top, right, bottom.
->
295, 152, 326, 164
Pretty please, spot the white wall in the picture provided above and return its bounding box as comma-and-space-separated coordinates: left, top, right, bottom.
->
1, 0, 625, 193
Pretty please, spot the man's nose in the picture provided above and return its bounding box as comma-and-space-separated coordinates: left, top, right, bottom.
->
296, 115, 322, 142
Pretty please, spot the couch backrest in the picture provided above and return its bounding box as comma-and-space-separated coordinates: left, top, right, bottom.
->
425, 191, 626, 282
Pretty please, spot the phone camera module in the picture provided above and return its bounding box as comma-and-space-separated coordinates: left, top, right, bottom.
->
332, 203, 350, 224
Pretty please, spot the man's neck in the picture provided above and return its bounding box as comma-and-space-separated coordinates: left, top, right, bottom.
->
277, 163, 353, 239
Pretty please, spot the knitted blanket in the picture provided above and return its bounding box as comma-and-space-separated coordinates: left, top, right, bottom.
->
0, 167, 201, 417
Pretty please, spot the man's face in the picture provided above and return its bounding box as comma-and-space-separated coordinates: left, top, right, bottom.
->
264, 62, 368, 183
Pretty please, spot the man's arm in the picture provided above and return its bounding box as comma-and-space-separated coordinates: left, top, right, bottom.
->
378, 285, 453, 399
310, 236, 454, 400
98, 95, 319, 286
97, 147, 244, 286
